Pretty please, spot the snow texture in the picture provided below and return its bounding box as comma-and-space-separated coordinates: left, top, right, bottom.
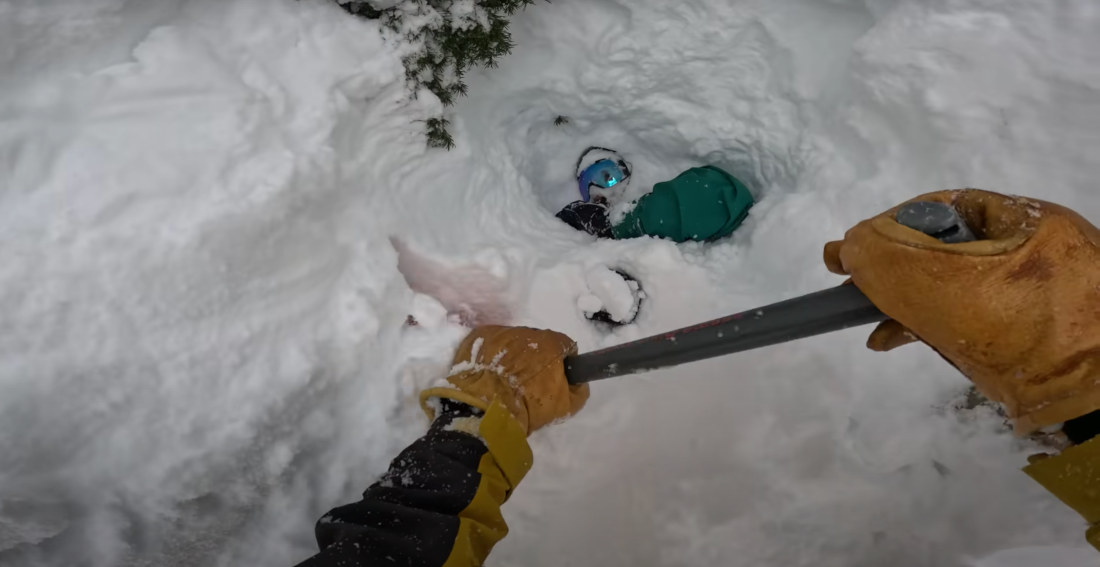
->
1, 0, 1098, 566
581, 267, 642, 324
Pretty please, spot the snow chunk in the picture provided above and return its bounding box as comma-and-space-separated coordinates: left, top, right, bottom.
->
583, 267, 641, 323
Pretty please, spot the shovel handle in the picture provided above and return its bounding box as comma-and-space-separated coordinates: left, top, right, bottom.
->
564, 284, 886, 384
564, 200, 974, 384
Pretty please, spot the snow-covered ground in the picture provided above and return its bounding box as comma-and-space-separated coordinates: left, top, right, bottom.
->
1, 0, 1098, 566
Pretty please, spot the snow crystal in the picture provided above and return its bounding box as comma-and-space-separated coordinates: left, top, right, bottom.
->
469, 337, 485, 361
449, 344, 510, 380
442, 416, 486, 444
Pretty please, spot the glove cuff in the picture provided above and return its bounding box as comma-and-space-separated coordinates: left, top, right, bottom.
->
419, 387, 491, 423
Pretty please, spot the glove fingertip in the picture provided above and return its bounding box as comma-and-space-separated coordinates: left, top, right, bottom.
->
823, 240, 848, 275
867, 320, 920, 352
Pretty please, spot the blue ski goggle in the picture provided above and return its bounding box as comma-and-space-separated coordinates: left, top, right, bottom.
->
578, 159, 631, 202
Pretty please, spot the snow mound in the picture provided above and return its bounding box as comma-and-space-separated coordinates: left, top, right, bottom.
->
579, 267, 643, 324
393, 237, 514, 325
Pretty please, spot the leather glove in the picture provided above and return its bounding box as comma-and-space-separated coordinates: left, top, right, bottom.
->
420, 326, 590, 435
823, 189, 1100, 433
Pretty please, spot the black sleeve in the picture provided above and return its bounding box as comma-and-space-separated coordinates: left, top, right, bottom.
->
1063, 409, 1100, 445
557, 201, 613, 238
295, 401, 488, 567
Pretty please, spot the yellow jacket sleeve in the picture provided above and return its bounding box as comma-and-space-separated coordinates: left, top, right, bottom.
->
1023, 436, 1100, 550
441, 399, 533, 566
297, 399, 532, 567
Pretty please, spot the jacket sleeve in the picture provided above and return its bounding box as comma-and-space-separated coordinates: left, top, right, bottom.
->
295, 399, 533, 567
611, 185, 681, 240
1023, 417, 1100, 552
557, 200, 614, 238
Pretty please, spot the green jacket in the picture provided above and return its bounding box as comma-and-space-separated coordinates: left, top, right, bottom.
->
612, 166, 754, 242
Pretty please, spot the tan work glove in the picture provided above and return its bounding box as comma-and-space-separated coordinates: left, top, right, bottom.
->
420, 326, 590, 435
824, 189, 1100, 433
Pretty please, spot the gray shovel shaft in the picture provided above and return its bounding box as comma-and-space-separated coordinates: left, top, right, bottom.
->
563, 200, 972, 384
564, 285, 886, 384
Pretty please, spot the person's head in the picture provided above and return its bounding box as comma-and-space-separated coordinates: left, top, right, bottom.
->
578, 157, 631, 203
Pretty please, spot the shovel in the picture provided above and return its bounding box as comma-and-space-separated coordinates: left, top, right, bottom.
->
564, 201, 975, 384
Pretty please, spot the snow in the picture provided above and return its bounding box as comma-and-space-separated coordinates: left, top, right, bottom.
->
1, 0, 1098, 566
579, 267, 642, 324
